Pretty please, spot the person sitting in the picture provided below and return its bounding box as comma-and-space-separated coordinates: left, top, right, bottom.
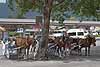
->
8, 38, 16, 49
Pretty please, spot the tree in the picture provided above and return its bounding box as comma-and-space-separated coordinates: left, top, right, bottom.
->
8, 0, 100, 59
8, 0, 70, 59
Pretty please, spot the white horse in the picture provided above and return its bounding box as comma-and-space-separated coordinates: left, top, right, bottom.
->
29, 39, 39, 59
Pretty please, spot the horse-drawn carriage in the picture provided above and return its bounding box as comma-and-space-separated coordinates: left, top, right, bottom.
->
47, 34, 96, 58
4, 33, 96, 59
5, 36, 34, 59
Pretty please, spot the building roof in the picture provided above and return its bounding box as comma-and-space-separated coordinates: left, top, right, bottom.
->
0, 18, 59, 25
0, 18, 36, 24
0, 18, 100, 26
63, 20, 100, 26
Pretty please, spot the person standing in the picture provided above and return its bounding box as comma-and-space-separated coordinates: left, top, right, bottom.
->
0, 39, 5, 56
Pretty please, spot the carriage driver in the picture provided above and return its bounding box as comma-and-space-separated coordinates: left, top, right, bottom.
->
8, 38, 16, 49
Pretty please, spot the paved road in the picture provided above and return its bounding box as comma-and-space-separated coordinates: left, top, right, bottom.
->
0, 57, 100, 67
0, 39, 100, 67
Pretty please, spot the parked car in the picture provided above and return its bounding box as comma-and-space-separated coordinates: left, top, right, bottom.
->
49, 31, 64, 37
49, 29, 66, 37
92, 31, 98, 36
67, 29, 89, 39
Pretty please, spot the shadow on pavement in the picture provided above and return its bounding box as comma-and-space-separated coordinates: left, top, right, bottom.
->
62, 54, 100, 63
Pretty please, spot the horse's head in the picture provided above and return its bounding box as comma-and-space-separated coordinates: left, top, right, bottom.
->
48, 38, 54, 43
86, 35, 96, 46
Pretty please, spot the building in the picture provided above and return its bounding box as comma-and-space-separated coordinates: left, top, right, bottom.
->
0, 0, 8, 18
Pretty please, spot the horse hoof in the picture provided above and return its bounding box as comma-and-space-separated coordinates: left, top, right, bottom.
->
79, 53, 82, 56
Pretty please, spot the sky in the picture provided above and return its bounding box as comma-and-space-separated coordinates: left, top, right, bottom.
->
0, 0, 6, 3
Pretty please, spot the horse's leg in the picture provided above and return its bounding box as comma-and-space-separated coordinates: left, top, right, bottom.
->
33, 43, 39, 59
18, 47, 24, 59
30, 45, 35, 58
56, 46, 59, 56
22, 47, 29, 59
21, 47, 26, 59
66, 47, 70, 56
30, 45, 35, 59
54, 45, 57, 56
24, 48, 26, 59
29, 45, 32, 54
17, 48, 20, 59
25, 48, 27, 58
87, 46, 90, 56
27, 47, 30, 59
57, 47, 59, 57
63, 47, 66, 57
59, 47, 63, 58
85, 47, 87, 56
58, 47, 61, 57
61, 47, 65, 58
31, 45, 35, 54
93, 43, 96, 46
61, 47, 63, 57
78, 46, 82, 56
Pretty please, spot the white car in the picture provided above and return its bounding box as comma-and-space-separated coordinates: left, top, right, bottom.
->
49, 31, 64, 37
67, 29, 89, 39
92, 31, 98, 36
51, 33, 63, 37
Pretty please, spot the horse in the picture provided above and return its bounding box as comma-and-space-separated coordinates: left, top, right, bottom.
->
64, 36, 80, 56
52, 36, 66, 58
78, 34, 96, 56
50, 36, 79, 57
15, 36, 33, 59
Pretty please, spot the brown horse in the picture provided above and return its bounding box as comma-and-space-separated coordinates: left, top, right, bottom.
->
52, 37, 67, 57
78, 35, 96, 56
15, 37, 33, 59
64, 37, 80, 56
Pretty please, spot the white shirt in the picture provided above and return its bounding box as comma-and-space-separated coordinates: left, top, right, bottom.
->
0, 41, 5, 50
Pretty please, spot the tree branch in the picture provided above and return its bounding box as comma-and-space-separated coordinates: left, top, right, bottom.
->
53, 0, 66, 7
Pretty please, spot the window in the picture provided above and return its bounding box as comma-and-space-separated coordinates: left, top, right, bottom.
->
53, 31, 62, 33
49, 31, 63, 34
68, 32, 76, 36
78, 32, 84, 36
84, 31, 87, 33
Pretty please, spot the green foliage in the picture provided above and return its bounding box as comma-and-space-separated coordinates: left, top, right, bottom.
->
8, 0, 69, 21
51, 0, 69, 22
74, 0, 100, 20
8, 0, 100, 21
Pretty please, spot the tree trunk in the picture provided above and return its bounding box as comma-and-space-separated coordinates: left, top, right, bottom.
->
37, 0, 53, 60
